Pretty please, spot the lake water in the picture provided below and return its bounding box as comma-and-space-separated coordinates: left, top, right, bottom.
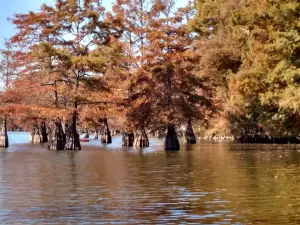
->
0, 132, 300, 224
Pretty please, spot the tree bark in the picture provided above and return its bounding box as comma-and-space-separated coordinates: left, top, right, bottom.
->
185, 120, 196, 144
30, 124, 42, 144
135, 128, 149, 148
65, 111, 81, 150
165, 124, 180, 151
40, 121, 48, 143
101, 118, 112, 144
33, 126, 42, 143
48, 120, 66, 150
122, 132, 134, 147
94, 130, 99, 139
29, 128, 34, 143
0, 117, 9, 148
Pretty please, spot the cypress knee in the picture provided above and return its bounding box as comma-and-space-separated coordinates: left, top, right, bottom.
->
185, 120, 196, 144
0, 117, 9, 148
165, 124, 180, 151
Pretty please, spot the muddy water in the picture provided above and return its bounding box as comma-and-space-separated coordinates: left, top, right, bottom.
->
0, 132, 300, 224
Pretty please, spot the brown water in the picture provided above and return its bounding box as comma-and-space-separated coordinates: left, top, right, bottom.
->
1, 132, 300, 224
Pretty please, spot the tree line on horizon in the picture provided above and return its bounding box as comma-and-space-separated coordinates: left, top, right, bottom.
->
0, 0, 299, 150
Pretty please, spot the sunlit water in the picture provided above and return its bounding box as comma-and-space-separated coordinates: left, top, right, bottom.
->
0, 132, 300, 224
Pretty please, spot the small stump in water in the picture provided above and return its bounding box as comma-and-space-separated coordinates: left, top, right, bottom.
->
135, 129, 149, 148
185, 120, 196, 144
165, 124, 180, 151
122, 132, 134, 147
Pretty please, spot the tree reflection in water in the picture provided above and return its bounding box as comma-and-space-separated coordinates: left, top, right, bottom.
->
0, 136, 299, 224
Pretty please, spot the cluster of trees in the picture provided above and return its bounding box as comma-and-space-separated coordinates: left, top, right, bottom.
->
0, 0, 299, 150
191, 0, 300, 143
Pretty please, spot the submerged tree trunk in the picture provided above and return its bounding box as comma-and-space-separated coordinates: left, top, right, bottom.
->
40, 121, 48, 143
101, 118, 112, 144
185, 120, 196, 144
48, 120, 66, 150
122, 131, 134, 147
29, 128, 34, 143
94, 130, 99, 139
165, 124, 180, 151
0, 117, 9, 148
135, 128, 149, 148
33, 126, 42, 143
65, 111, 81, 150
30, 124, 42, 144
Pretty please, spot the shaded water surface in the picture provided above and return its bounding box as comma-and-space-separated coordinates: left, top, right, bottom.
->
0, 132, 300, 224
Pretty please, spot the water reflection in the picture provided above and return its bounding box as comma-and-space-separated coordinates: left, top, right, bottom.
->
0, 134, 300, 224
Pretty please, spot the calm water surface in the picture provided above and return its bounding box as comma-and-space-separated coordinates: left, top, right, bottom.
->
0, 132, 300, 224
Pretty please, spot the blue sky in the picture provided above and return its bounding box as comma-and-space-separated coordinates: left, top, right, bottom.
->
0, 0, 188, 48
0, 0, 114, 48
0, 0, 53, 47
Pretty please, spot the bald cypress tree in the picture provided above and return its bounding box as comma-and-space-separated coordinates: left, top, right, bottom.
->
10, 0, 123, 149
122, 1, 213, 150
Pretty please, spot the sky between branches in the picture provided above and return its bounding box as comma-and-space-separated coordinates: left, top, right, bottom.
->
0, 0, 188, 49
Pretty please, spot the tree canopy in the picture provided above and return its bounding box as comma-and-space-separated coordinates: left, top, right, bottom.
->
0, 0, 299, 148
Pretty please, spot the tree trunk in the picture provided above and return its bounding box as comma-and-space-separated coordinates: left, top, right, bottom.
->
101, 118, 112, 144
30, 124, 42, 144
185, 120, 196, 144
29, 128, 34, 143
135, 128, 149, 148
94, 130, 99, 139
0, 117, 9, 148
33, 126, 42, 143
47, 126, 52, 144
48, 120, 66, 150
65, 111, 81, 150
122, 132, 134, 147
165, 124, 180, 151
40, 121, 48, 143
